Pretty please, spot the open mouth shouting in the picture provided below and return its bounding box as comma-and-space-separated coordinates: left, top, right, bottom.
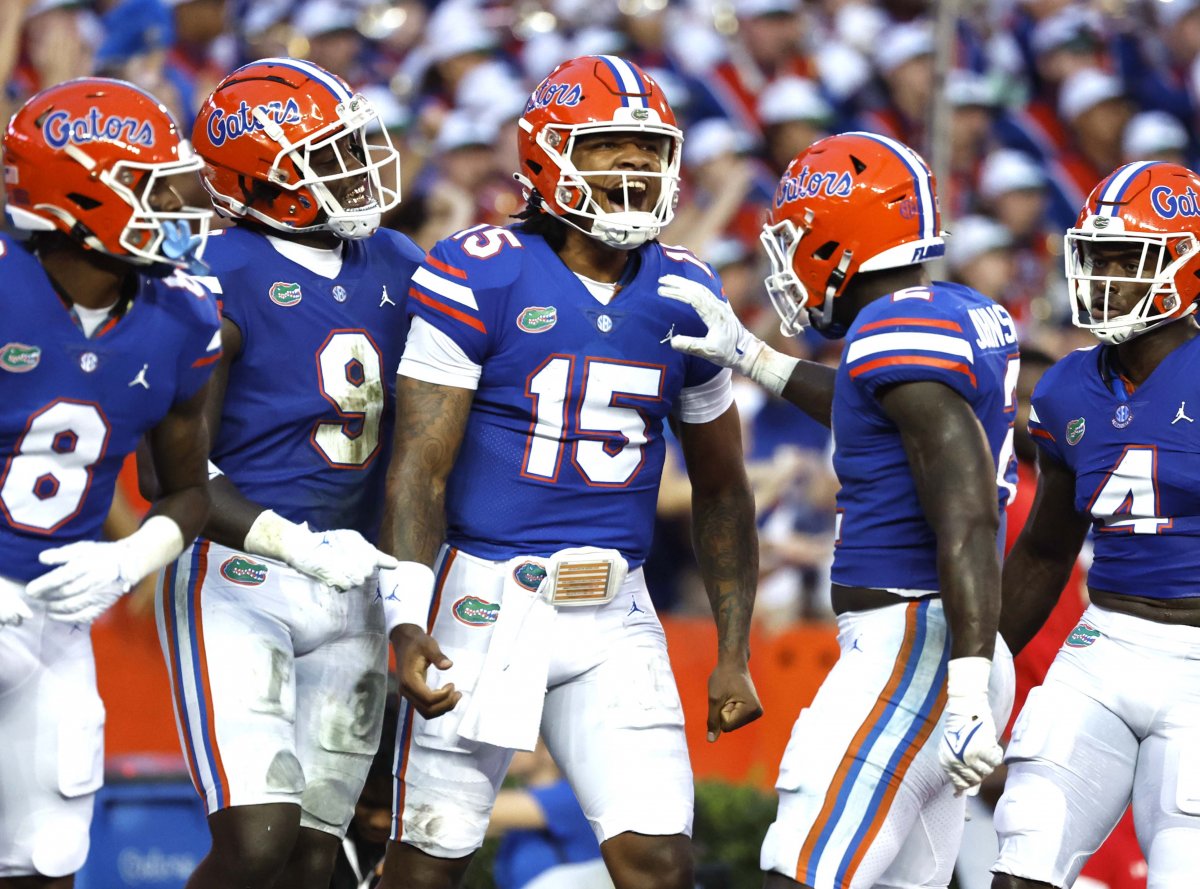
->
601, 177, 653, 213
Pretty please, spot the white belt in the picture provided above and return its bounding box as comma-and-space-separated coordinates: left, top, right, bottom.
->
456, 547, 628, 750
509, 548, 628, 607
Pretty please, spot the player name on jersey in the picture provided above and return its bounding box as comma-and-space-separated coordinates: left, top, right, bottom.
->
968, 304, 1019, 350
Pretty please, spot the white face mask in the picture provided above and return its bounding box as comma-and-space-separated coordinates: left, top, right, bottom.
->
9, 143, 213, 271
236, 93, 401, 241
108, 150, 212, 269
760, 216, 814, 336
1065, 219, 1198, 344
532, 121, 682, 251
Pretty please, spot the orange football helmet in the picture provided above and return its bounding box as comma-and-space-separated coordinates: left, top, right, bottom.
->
760, 131, 945, 336
517, 55, 682, 250
3, 77, 209, 269
1066, 161, 1200, 344
193, 58, 400, 240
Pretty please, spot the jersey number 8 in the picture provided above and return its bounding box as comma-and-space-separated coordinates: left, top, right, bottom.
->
0, 400, 111, 533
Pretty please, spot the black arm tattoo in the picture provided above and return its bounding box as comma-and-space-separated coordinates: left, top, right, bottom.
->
679, 406, 758, 661
380, 375, 474, 566
691, 485, 758, 660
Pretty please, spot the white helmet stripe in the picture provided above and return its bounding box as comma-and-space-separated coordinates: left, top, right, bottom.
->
1096, 161, 1160, 216
597, 55, 647, 109
846, 131, 935, 240
256, 57, 353, 102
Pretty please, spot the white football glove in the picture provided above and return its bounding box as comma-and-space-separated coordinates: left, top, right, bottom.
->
657, 274, 797, 395
27, 540, 137, 624
245, 511, 398, 592
0, 582, 34, 628
938, 657, 1003, 795
25, 516, 185, 624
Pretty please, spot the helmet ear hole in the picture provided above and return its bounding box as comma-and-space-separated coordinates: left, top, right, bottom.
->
68, 193, 102, 211
812, 241, 838, 260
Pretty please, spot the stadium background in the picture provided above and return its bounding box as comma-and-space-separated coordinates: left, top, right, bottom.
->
3, 0, 1181, 885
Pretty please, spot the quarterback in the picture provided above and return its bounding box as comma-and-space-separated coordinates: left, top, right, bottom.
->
377, 55, 762, 889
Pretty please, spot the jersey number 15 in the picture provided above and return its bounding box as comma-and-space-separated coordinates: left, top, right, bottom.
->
522, 356, 664, 487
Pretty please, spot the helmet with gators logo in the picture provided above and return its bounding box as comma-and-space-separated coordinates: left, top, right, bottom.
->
517, 55, 682, 250
1066, 161, 1200, 344
193, 57, 400, 240
3, 77, 209, 269
760, 131, 945, 336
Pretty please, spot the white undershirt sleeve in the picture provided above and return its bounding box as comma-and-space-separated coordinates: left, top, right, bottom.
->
677, 367, 735, 424
397, 317, 482, 390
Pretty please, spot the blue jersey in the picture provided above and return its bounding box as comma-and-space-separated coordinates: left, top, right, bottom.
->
831, 282, 1019, 591
1028, 338, 1200, 600
203, 226, 422, 540
406, 226, 728, 567
0, 234, 221, 582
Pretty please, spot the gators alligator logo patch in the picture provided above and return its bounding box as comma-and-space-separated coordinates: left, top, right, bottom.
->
1065, 622, 1101, 648
453, 595, 500, 626
0, 342, 40, 373
1065, 417, 1086, 446
517, 306, 557, 333
512, 560, 548, 592
269, 281, 302, 307
220, 556, 269, 586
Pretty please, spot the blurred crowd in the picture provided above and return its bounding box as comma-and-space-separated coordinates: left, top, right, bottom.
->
4, 0, 1197, 626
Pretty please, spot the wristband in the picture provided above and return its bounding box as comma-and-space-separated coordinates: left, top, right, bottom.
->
747, 343, 799, 397
946, 656, 992, 697
244, 509, 306, 563
379, 561, 436, 632
123, 515, 185, 583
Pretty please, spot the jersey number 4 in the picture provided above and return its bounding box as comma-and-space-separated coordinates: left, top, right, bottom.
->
0, 400, 111, 533
523, 356, 664, 487
1087, 445, 1173, 534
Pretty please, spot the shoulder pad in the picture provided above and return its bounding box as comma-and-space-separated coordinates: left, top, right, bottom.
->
656, 242, 720, 285
370, 227, 426, 266
198, 226, 260, 276
0, 233, 42, 281
151, 271, 222, 330
428, 225, 527, 290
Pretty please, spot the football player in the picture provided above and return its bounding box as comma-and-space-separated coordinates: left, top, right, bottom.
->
376, 55, 762, 889
992, 162, 1200, 889
0, 77, 219, 885
154, 58, 422, 889
659, 131, 1017, 888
